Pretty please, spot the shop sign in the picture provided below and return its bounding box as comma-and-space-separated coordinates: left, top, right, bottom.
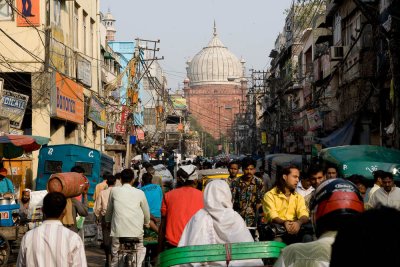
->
120, 106, 129, 124
115, 123, 126, 135
0, 90, 29, 129
50, 72, 84, 124
88, 95, 106, 128
77, 55, 92, 87
261, 132, 267, 144
136, 128, 145, 140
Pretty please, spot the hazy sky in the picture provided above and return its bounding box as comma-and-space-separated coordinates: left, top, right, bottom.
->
100, 0, 293, 90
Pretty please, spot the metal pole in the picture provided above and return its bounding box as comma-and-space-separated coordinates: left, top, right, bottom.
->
218, 106, 221, 152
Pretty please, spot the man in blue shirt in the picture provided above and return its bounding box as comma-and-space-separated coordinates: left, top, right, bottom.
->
0, 168, 14, 194
140, 173, 162, 219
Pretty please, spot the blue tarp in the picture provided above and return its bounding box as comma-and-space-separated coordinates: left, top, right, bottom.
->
316, 119, 355, 147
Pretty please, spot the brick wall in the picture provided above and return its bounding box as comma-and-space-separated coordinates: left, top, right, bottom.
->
184, 84, 245, 139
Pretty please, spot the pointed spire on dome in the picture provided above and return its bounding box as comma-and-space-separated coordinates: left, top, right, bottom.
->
207, 20, 225, 48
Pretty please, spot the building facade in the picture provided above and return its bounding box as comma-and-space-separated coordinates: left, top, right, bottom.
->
0, 0, 103, 180
184, 26, 247, 153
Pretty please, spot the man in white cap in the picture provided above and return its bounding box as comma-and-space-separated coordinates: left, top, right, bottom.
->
158, 165, 204, 250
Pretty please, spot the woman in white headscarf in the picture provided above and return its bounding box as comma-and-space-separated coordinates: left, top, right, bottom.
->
178, 179, 264, 266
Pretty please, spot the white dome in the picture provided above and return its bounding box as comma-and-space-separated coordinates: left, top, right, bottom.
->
187, 29, 243, 86
104, 11, 115, 21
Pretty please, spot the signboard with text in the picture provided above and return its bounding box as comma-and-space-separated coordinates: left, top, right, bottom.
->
50, 72, 84, 124
88, 95, 106, 128
0, 90, 29, 129
77, 54, 92, 87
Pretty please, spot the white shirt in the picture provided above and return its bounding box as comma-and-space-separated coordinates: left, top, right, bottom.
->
368, 184, 380, 199
274, 231, 337, 267
296, 182, 314, 198
105, 183, 150, 237
94, 187, 112, 217
17, 220, 87, 267
368, 187, 400, 210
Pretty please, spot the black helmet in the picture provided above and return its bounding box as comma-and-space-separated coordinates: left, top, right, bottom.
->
310, 178, 364, 237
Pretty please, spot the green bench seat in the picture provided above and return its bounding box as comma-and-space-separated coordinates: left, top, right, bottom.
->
158, 241, 286, 267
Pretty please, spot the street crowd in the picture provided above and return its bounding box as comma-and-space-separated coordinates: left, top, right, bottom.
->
11, 156, 400, 267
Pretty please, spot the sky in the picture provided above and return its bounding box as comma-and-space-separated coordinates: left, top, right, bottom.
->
100, 0, 293, 90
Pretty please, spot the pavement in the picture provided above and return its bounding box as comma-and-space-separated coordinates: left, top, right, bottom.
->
86, 245, 107, 267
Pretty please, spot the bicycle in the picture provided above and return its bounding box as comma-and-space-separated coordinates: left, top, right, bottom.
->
117, 237, 140, 267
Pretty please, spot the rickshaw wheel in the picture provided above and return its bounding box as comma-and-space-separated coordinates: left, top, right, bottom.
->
0, 234, 10, 267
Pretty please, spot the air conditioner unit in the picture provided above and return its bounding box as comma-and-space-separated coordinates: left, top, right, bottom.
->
330, 46, 349, 61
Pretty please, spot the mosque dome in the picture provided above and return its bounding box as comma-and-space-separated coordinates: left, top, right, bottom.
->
186, 25, 243, 87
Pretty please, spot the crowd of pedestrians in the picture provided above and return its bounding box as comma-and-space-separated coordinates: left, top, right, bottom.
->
15, 155, 400, 267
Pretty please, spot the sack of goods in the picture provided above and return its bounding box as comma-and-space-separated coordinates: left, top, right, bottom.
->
47, 172, 89, 198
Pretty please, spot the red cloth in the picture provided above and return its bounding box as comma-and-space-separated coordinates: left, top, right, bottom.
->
161, 187, 204, 246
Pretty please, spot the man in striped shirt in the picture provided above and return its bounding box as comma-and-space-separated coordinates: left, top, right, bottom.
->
17, 192, 87, 267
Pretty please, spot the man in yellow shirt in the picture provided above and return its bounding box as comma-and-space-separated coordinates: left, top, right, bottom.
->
262, 165, 309, 244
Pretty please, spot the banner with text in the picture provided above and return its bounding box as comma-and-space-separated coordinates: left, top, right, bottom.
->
88, 95, 106, 128
50, 72, 84, 124
0, 90, 29, 129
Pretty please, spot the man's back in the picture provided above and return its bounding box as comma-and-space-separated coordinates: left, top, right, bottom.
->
141, 183, 163, 218
274, 231, 336, 267
17, 220, 86, 267
161, 186, 203, 246
105, 184, 150, 237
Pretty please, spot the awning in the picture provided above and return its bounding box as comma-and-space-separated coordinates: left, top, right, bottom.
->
316, 119, 355, 147
104, 52, 114, 60
320, 145, 400, 181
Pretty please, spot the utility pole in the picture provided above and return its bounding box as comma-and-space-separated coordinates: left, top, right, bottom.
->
135, 38, 164, 144
44, 0, 50, 71
124, 53, 139, 169
124, 38, 163, 168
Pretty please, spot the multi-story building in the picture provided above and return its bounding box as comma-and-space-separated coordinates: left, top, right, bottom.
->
0, 0, 103, 180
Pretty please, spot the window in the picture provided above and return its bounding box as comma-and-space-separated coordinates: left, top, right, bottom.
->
0, 0, 12, 20
83, 12, 87, 54
333, 13, 342, 45
53, 0, 61, 26
44, 160, 63, 174
74, 162, 93, 176
74, 4, 79, 49
90, 19, 94, 58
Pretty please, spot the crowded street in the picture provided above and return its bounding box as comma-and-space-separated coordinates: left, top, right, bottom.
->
0, 0, 400, 266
